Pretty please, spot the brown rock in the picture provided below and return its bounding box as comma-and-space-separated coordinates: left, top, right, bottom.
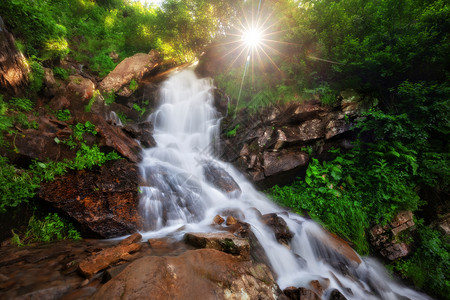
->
389, 211, 413, 228
309, 278, 330, 296
436, 214, 450, 235
0, 16, 29, 97
119, 233, 142, 246
380, 243, 410, 261
184, 232, 250, 259
213, 215, 225, 225
99, 50, 160, 97
275, 119, 325, 150
283, 286, 320, 300
308, 230, 362, 266
263, 150, 309, 177
43, 68, 57, 97
75, 112, 141, 162
261, 213, 294, 245
330, 289, 348, 300
39, 159, 142, 238
325, 119, 350, 140
66, 75, 96, 110
90, 249, 280, 300
78, 242, 142, 278
226, 215, 238, 226
13, 128, 75, 162
369, 211, 416, 260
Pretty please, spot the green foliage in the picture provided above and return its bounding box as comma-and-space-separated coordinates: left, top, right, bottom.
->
91, 53, 117, 77
304, 82, 337, 106
28, 59, 45, 93
11, 213, 81, 245
85, 90, 101, 112
132, 101, 148, 117
268, 142, 423, 254
0, 0, 69, 60
225, 124, 240, 137
55, 109, 71, 122
0, 156, 39, 213
390, 225, 450, 299
52, 67, 70, 80
129, 79, 138, 92
10, 97, 33, 112
103, 91, 116, 105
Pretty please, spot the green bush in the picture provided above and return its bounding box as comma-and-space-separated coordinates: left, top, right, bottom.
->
53, 67, 70, 80
267, 142, 423, 254
0, 156, 39, 213
28, 59, 45, 93
11, 213, 81, 245
390, 225, 450, 299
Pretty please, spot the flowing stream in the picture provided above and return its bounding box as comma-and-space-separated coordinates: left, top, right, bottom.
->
138, 68, 430, 300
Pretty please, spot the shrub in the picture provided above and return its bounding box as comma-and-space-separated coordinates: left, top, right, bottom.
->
11, 213, 81, 245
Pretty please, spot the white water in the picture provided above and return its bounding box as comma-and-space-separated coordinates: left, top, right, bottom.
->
138, 68, 430, 300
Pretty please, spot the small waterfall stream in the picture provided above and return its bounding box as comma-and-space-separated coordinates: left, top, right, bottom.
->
138, 68, 430, 300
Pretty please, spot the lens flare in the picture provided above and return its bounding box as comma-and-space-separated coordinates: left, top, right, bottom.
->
242, 27, 263, 49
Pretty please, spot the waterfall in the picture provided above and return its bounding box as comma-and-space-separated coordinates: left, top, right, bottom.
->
138, 68, 430, 300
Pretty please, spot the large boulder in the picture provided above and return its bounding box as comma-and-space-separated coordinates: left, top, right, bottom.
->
39, 159, 142, 238
99, 50, 160, 97
90, 249, 282, 300
0, 16, 29, 97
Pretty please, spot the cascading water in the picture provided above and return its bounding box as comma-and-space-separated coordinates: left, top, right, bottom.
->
138, 68, 430, 300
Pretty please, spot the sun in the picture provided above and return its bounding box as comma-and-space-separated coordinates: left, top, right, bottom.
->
242, 27, 263, 49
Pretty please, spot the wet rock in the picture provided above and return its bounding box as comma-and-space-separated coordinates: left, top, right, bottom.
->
39, 159, 142, 238
90, 249, 281, 300
226, 215, 238, 226
213, 215, 225, 225
0, 16, 29, 97
369, 211, 416, 260
329, 289, 348, 300
203, 161, 242, 197
122, 121, 156, 148
78, 235, 142, 278
99, 50, 160, 97
263, 150, 309, 177
309, 278, 330, 296
261, 213, 294, 245
283, 286, 320, 300
184, 232, 250, 259
307, 230, 362, 269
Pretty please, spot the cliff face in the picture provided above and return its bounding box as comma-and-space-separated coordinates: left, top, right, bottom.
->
219, 99, 363, 188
